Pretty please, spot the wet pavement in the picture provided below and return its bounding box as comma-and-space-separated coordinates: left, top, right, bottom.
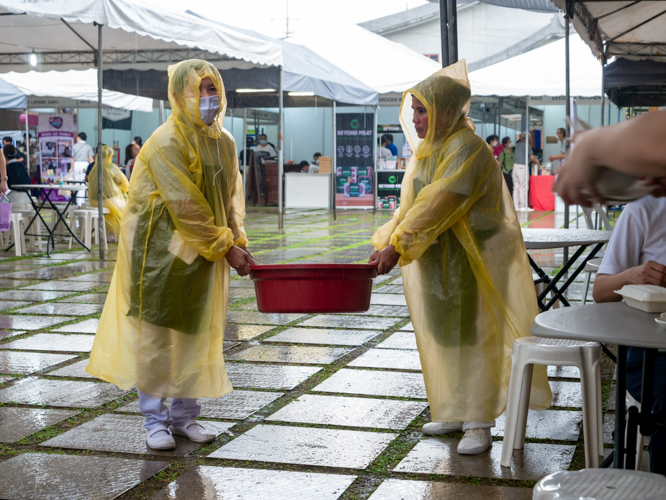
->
0, 207, 617, 499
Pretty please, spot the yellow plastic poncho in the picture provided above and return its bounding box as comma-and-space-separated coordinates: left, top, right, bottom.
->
372, 61, 551, 423
88, 144, 129, 235
87, 60, 247, 399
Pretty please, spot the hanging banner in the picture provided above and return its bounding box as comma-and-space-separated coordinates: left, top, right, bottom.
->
102, 107, 132, 130
376, 170, 404, 209
335, 113, 374, 208
38, 112, 76, 192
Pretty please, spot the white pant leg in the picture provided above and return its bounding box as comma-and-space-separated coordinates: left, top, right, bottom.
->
512, 164, 527, 209
463, 421, 496, 430
170, 398, 201, 427
138, 389, 169, 431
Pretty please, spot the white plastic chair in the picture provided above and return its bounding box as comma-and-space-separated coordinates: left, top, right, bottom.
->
581, 203, 613, 304
501, 337, 603, 469
8, 213, 26, 256
626, 391, 647, 471
12, 204, 42, 251
70, 208, 108, 250
533, 469, 666, 500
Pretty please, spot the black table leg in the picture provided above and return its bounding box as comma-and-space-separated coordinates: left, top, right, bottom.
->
42, 189, 89, 256
615, 345, 627, 468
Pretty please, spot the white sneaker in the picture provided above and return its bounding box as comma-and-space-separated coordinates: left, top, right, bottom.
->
169, 421, 216, 443
422, 422, 463, 435
457, 428, 492, 455
146, 427, 176, 450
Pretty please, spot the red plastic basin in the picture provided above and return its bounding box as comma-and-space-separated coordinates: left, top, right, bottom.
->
249, 263, 378, 314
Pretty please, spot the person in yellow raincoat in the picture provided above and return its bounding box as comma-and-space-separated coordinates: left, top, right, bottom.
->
87, 60, 255, 451
370, 61, 551, 455
88, 144, 129, 238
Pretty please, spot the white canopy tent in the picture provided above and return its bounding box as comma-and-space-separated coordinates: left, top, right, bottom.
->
1, 70, 153, 111
287, 24, 441, 96
469, 34, 602, 98
0, 0, 283, 257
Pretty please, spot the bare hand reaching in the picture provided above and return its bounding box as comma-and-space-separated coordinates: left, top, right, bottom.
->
225, 246, 257, 276
369, 245, 401, 275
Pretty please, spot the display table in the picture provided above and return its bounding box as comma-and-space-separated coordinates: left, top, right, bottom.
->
285, 173, 331, 209
529, 175, 555, 211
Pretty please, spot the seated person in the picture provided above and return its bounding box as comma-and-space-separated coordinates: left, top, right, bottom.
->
254, 134, 276, 157
593, 195, 666, 474
299, 160, 311, 173
3, 144, 31, 205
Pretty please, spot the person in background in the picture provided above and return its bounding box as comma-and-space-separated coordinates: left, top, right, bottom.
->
369, 61, 550, 455
2, 144, 31, 205
0, 144, 8, 197
377, 137, 392, 158
254, 134, 276, 157
513, 132, 540, 211
486, 134, 503, 159
125, 143, 139, 179
498, 136, 514, 199
312, 152, 322, 166
548, 127, 568, 174
73, 132, 95, 204
383, 134, 398, 156
299, 160, 311, 173
88, 144, 129, 241
3, 137, 26, 164
591, 195, 666, 474
132, 136, 143, 149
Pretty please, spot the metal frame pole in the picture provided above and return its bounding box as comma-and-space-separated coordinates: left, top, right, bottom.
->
96, 23, 105, 260
600, 51, 606, 127
24, 104, 30, 175
439, 0, 449, 67
278, 67, 284, 229
373, 105, 378, 214
230, 108, 234, 135
158, 100, 164, 126
332, 101, 337, 221
525, 96, 530, 211
447, 0, 458, 64
243, 107, 247, 196
563, 2, 571, 265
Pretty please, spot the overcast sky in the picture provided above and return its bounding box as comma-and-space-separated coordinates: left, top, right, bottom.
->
148, 0, 429, 39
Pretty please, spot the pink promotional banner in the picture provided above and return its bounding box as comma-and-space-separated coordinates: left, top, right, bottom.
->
38, 113, 76, 196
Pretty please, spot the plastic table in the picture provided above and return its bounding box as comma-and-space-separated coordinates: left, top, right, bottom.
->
522, 228, 611, 311
9, 184, 90, 257
532, 302, 666, 469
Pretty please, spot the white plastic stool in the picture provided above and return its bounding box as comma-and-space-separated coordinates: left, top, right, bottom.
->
70, 208, 108, 250
501, 337, 603, 469
90, 209, 108, 250
627, 392, 647, 471
582, 258, 603, 305
9, 213, 26, 256
12, 205, 42, 251
533, 469, 666, 500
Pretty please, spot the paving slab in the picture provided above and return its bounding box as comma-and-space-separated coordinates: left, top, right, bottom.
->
550, 381, 583, 408
226, 363, 321, 390
226, 311, 305, 325
0, 453, 168, 500
0, 300, 32, 311
0, 279, 33, 289
265, 327, 381, 346
229, 280, 256, 288
391, 277, 403, 285
48, 359, 96, 378
42, 413, 233, 455
4, 261, 107, 280
2, 333, 95, 352
58, 293, 108, 304
368, 479, 532, 500
149, 466, 356, 500
14, 302, 104, 316
21, 281, 102, 292
209, 424, 396, 469
0, 377, 127, 408
227, 345, 354, 365
370, 294, 407, 306
547, 366, 581, 379
52, 318, 99, 334
349, 348, 422, 371
0, 329, 25, 340
225, 323, 273, 341
355, 305, 411, 317
376, 331, 417, 350
0, 351, 76, 375
301, 315, 401, 330
400, 322, 414, 331
393, 438, 575, 480
229, 287, 256, 300
267, 394, 427, 430
0, 314, 69, 330
0, 376, 12, 384
61, 273, 113, 283
493, 409, 582, 441
118, 390, 283, 420
0, 407, 79, 443
373, 285, 404, 294
313, 369, 427, 399
0, 290, 74, 301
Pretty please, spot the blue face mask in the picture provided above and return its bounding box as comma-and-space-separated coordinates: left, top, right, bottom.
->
199, 95, 220, 125
259, 139, 267, 145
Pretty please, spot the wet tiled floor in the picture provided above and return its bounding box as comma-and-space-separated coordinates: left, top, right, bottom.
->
0, 208, 615, 499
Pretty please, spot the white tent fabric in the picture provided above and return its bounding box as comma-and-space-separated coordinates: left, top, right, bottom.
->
1, 70, 153, 111
288, 24, 441, 94
0, 76, 27, 109
553, 0, 666, 61
0, 0, 283, 72
469, 35, 602, 97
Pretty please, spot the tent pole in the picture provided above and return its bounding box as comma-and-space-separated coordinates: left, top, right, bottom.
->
230, 108, 234, 135
439, 0, 449, 67
158, 100, 165, 125
332, 101, 337, 221
97, 23, 105, 261
600, 51, 606, 127
24, 104, 30, 176
525, 96, 529, 212
563, 2, 571, 266
243, 107, 247, 197
278, 67, 284, 230
448, 0, 458, 64
373, 105, 378, 214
